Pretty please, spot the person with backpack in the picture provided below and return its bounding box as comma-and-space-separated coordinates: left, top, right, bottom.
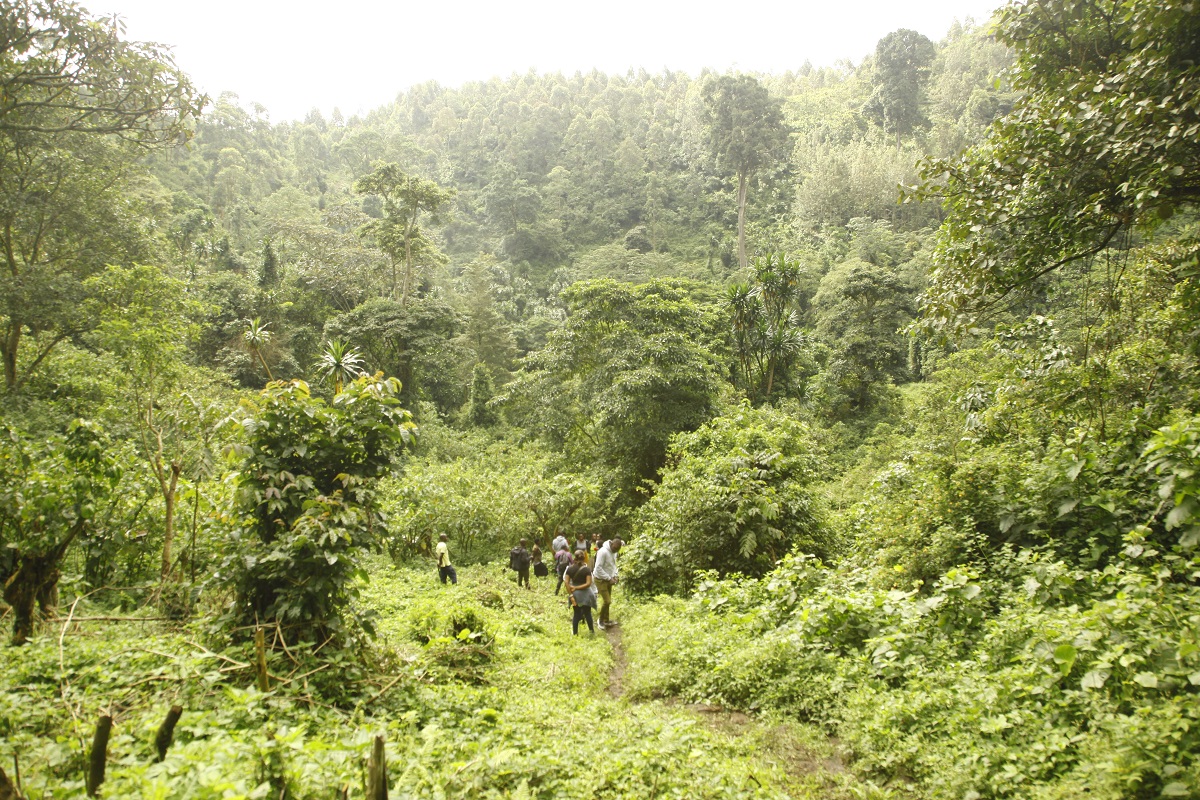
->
553, 543, 572, 594
565, 550, 596, 635
552, 533, 569, 556
509, 538, 532, 589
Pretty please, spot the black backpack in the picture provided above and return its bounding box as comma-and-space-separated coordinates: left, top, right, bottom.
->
509, 546, 530, 571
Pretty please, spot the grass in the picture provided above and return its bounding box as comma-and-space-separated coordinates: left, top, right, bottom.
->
0, 558, 876, 798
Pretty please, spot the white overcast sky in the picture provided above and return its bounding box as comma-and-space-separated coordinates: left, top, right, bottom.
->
94, 0, 1004, 123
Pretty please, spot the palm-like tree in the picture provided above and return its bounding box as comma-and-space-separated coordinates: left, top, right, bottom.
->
315, 339, 366, 394
243, 318, 274, 381
727, 254, 807, 403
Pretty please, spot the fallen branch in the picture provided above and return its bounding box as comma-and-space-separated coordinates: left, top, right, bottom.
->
184, 640, 250, 669
54, 616, 175, 622
367, 673, 407, 705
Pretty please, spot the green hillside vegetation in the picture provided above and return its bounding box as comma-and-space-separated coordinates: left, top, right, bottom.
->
3, 0, 1199, 797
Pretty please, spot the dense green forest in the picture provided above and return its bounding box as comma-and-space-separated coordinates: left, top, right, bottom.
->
3, 0, 1199, 796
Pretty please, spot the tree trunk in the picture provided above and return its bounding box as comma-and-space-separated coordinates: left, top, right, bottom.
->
0, 762, 21, 800
736, 170, 749, 271
154, 705, 183, 762
5, 523, 84, 645
5, 554, 60, 646
367, 736, 388, 800
86, 715, 112, 797
2, 323, 19, 392
402, 209, 418, 307
160, 462, 182, 582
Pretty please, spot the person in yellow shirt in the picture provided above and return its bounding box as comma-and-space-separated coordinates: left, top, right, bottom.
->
435, 533, 457, 585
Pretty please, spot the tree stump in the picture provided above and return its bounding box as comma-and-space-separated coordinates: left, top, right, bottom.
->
366, 735, 387, 800
154, 705, 183, 762
86, 714, 112, 797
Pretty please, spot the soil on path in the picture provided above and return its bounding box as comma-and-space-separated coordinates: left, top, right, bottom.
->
603, 623, 626, 697
603, 619, 863, 798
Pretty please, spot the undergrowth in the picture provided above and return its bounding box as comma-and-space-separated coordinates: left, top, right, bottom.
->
621, 548, 1200, 799
1, 559, 852, 798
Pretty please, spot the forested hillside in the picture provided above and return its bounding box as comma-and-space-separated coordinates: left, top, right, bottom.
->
3, 0, 1199, 797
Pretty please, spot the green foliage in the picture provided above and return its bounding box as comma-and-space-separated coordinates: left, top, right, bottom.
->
0, 0, 203, 392
381, 439, 603, 562
624, 404, 832, 595
700, 73, 789, 269
864, 29, 937, 136
313, 338, 366, 394
728, 253, 813, 404
354, 162, 454, 304
915, 0, 1200, 333
811, 253, 917, 414
0, 420, 120, 643
1, 561, 827, 798
324, 296, 467, 415
218, 376, 415, 643
507, 279, 724, 507
840, 549, 1200, 799
1144, 414, 1200, 550
624, 546, 1200, 799
464, 363, 499, 426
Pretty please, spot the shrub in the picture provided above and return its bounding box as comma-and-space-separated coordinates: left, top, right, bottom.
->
216, 376, 415, 645
624, 404, 834, 595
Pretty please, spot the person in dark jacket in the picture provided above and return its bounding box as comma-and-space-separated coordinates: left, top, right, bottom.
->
509, 538, 532, 589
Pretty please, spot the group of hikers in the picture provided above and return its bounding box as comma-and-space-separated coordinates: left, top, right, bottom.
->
433, 532, 624, 636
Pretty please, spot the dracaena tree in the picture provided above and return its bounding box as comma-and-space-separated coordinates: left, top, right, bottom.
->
728, 253, 810, 404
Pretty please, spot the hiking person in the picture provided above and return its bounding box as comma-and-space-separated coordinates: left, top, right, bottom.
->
565, 550, 595, 635
552, 532, 569, 555
435, 533, 457, 585
592, 537, 622, 629
532, 543, 549, 580
553, 544, 572, 594
509, 538, 532, 589
573, 535, 590, 565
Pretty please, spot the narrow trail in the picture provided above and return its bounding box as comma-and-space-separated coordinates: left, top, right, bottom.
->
603, 623, 626, 697
603, 616, 857, 798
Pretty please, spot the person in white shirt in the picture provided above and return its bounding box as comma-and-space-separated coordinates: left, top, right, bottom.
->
552, 533, 569, 555
591, 538, 622, 629
435, 533, 457, 585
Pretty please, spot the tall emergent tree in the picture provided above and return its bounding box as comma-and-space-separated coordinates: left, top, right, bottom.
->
700, 74, 788, 270
914, 0, 1200, 334
864, 29, 938, 142
354, 162, 454, 305
0, 0, 204, 391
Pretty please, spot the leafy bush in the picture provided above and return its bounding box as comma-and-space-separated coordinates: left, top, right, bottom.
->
624, 404, 834, 595
216, 376, 415, 645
